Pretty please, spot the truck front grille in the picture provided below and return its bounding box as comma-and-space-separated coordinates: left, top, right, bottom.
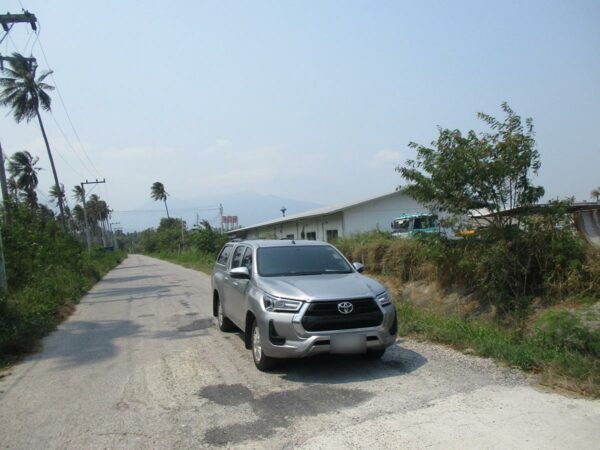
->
301, 298, 383, 332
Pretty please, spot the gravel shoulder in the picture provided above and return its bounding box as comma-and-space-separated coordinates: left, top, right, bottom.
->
0, 254, 598, 449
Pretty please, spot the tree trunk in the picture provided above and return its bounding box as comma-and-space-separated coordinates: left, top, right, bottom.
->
0, 142, 11, 224
164, 199, 170, 219
36, 110, 66, 231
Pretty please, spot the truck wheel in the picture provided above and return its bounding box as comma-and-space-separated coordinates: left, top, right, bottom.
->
217, 298, 235, 332
251, 319, 276, 371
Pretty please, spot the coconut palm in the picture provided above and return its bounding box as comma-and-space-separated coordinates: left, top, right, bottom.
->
49, 183, 66, 208
7, 177, 19, 203
150, 181, 170, 219
71, 204, 85, 232
72, 184, 85, 204
8, 150, 40, 208
591, 186, 600, 203
0, 53, 66, 229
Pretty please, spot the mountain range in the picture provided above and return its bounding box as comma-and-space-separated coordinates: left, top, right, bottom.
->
114, 192, 322, 232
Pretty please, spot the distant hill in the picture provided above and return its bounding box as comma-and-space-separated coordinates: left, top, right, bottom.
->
114, 191, 322, 232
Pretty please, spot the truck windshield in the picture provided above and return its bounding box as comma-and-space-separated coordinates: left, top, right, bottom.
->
392, 219, 410, 232
257, 246, 353, 277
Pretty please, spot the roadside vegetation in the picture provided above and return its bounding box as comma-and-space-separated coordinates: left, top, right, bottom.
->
0, 204, 124, 365
338, 104, 600, 396
337, 231, 600, 395
131, 217, 229, 274
0, 53, 124, 365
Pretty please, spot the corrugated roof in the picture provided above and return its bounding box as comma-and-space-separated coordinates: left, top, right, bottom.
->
227, 191, 403, 234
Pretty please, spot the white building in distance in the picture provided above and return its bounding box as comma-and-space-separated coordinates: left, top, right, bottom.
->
227, 191, 426, 242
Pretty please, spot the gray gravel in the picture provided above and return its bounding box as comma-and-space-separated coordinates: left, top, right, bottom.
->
0, 254, 598, 449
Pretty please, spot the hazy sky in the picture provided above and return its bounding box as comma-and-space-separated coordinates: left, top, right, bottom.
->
2, 1, 599, 227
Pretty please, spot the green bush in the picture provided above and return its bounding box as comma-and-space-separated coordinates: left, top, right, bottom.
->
337, 217, 599, 314
0, 204, 124, 361
534, 309, 600, 357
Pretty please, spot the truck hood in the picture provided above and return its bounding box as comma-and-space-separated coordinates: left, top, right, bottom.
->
256, 273, 385, 301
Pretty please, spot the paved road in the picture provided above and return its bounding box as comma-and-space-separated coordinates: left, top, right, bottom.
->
1, 255, 599, 449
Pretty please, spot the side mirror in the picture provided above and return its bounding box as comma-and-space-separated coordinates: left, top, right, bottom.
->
230, 266, 250, 279
353, 262, 364, 273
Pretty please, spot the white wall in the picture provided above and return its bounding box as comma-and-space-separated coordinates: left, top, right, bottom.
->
235, 193, 428, 240
343, 193, 425, 235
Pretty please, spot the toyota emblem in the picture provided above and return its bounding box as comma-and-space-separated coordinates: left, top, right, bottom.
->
337, 301, 354, 314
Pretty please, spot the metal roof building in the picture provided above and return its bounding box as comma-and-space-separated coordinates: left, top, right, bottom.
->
227, 191, 425, 242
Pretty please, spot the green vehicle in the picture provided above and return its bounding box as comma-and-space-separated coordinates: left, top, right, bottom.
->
391, 213, 439, 237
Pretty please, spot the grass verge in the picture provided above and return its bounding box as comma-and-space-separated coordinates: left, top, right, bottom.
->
397, 302, 600, 397
149, 250, 215, 274
0, 251, 126, 367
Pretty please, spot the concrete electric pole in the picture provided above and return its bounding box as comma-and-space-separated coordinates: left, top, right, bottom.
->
80, 179, 106, 252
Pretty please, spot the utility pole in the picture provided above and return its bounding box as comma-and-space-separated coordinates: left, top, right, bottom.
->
219, 203, 224, 233
110, 222, 120, 250
80, 179, 105, 252
0, 11, 37, 32
0, 143, 11, 224
0, 226, 6, 291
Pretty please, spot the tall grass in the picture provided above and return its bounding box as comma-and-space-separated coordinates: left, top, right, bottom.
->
337, 229, 600, 396
151, 249, 215, 274
0, 204, 125, 364
398, 303, 600, 397
0, 250, 125, 362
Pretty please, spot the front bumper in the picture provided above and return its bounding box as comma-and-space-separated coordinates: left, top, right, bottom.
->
257, 302, 397, 359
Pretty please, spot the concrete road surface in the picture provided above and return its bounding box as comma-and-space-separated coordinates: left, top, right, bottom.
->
1, 255, 599, 449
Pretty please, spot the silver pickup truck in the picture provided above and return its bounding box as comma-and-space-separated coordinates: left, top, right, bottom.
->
211, 239, 397, 370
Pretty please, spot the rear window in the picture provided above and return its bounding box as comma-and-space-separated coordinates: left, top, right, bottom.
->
257, 245, 352, 277
216, 245, 233, 265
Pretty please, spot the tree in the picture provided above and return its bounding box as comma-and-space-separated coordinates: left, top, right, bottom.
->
397, 103, 544, 229
8, 150, 40, 208
591, 186, 600, 202
72, 185, 84, 204
49, 183, 66, 208
0, 53, 66, 229
150, 181, 170, 219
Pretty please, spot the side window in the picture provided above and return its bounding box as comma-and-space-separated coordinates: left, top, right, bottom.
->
306, 231, 316, 240
241, 247, 253, 272
326, 229, 338, 241
230, 246, 246, 269
216, 245, 233, 265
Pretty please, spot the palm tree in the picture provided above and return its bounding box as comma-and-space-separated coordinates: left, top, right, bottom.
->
7, 177, 19, 203
151, 181, 170, 219
49, 183, 66, 208
8, 150, 40, 208
591, 186, 600, 203
0, 53, 66, 229
72, 185, 85, 204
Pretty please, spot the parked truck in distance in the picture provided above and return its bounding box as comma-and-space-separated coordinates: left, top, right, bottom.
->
391, 213, 440, 238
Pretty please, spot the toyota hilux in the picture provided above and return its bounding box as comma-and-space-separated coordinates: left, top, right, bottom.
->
211, 239, 397, 370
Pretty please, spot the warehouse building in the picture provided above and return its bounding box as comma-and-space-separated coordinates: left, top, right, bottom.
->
228, 191, 426, 241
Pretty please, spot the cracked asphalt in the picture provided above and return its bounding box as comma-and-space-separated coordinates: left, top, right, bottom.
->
1, 254, 599, 449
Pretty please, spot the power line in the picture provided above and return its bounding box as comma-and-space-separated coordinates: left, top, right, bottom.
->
48, 109, 96, 177
32, 23, 103, 179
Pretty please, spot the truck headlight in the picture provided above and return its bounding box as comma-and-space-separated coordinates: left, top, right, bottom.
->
376, 291, 391, 307
263, 293, 303, 312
